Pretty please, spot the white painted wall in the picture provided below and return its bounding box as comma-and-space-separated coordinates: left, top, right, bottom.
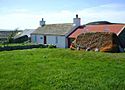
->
31, 35, 36, 43
65, 37, 68, 48
47, 36, 56, 45
31, 34, 68, 48
31, 35, 44, 44
58, 36, 68, 48
47, 35, 67, 48
37, 35, 44, 44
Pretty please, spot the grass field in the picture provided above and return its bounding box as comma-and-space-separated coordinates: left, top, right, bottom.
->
0, 48, 125, 90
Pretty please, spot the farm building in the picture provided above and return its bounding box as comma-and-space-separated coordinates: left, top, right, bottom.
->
31, 15, 81, 48
0, 29, 22, 43
68, 21, 125, 49
14, 29, 35, 43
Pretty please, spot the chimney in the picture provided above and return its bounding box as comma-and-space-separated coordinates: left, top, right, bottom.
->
76, 14, 78, 18
73, 14, 81, 27
40, 18, 45, 27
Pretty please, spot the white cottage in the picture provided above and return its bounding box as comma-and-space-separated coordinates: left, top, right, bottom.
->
31, 15, 81, 48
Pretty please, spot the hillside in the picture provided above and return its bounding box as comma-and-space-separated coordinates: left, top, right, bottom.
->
0, 48, 125, 90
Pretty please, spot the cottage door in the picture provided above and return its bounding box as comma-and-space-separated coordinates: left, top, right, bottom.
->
44, 36, 46, 44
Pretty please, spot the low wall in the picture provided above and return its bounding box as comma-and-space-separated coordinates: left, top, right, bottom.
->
0, 44, 56, 51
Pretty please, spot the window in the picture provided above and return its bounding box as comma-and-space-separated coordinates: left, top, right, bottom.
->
34, 35, 37, 43
56, 36, 58, 43
40, 37, 43, 39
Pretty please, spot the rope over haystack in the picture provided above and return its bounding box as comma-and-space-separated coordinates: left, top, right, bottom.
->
70, 32, 122, 52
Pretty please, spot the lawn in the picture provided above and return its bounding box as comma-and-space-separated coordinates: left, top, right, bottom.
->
0, 48, 125, 90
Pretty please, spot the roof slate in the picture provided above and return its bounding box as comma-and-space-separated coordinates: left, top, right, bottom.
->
14, 29, 35, 38
31, 23, 73, 35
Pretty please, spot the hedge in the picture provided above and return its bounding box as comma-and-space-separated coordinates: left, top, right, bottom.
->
0, 44, 56, 51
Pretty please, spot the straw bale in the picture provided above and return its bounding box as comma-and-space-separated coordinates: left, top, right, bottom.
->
71, 32, 121, 52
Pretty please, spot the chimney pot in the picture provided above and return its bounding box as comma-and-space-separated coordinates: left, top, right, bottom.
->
76, 14, 78, 18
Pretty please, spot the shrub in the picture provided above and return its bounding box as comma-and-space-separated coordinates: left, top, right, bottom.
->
48, 44, 56, 48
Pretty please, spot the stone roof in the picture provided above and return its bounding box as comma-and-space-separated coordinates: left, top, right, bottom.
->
31, 23, 74, 35
14, 29, 35, 38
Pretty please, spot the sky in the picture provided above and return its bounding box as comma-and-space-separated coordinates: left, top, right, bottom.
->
0, 0, 125, 30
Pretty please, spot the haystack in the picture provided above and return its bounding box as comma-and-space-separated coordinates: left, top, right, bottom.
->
71, 32, 122, 52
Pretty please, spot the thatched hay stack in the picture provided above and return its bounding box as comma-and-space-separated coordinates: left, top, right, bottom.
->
72, 32, 122, 52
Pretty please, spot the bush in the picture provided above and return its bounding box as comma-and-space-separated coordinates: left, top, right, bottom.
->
48, 44, 56, 48
0, 44, 57, 51
39, 44, 48, 48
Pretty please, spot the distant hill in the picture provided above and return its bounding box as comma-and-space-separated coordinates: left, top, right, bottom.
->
86, 21, 125, 25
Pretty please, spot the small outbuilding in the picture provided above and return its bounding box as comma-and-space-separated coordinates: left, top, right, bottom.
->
14, 29, 35, 43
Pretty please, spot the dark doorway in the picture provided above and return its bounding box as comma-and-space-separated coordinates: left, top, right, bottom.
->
44, 36, 46, 44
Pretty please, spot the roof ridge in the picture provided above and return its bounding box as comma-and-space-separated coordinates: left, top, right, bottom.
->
44, 23, 73, 25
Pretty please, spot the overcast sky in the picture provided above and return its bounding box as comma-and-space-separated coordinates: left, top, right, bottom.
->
0, 0, 125, 30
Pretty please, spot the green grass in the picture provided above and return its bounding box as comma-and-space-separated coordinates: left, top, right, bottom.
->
0, 48, 125, 90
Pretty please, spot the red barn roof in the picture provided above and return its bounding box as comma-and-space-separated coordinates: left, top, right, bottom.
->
69, 24, 125, 38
